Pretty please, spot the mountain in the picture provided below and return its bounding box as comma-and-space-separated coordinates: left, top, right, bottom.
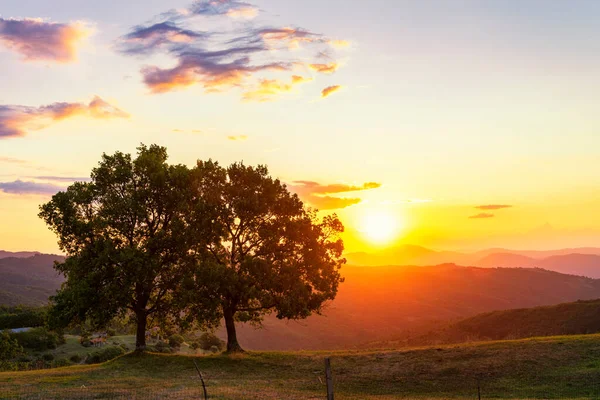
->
382, 299, 600, 348
226, 264, 600, 350
0, 250, 41, 259
346, 245, 600, 278
0, 254, 65, 306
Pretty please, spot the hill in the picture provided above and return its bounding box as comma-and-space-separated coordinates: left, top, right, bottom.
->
0, 251, 40, 259
376, 299, 600, 348
346, 245, 600, 278
2, 334, 600, 399
0, 254, 64, 306
225, 264, 600, 350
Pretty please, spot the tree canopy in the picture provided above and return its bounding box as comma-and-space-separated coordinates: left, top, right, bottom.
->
40, 145, 345, 353
188, 161, 345, 352
39, 144, 213, 351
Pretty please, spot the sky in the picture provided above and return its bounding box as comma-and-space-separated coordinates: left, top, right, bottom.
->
1, 0, 600, 254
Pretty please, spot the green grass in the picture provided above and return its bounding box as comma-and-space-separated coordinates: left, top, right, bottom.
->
3, 334, 600, 399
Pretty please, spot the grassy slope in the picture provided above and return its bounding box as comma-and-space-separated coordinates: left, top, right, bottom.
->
3, 334, 600, 399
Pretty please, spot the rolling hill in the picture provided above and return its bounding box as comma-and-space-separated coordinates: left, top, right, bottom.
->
346, 245, 600, 278
0, 254, 64, 306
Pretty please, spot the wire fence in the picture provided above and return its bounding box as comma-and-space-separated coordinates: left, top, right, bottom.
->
3, 358, 600, 399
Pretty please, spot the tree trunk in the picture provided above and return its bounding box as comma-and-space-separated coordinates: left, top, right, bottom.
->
135, 310, 147, 352
224, 306, 244, 353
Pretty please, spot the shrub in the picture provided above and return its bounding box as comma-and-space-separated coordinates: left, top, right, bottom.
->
106, 328, 116, 337
198, 333, 225, 351
0, 331, 24, 361
70, 354, 83, 363
152, 341, 172, 353
119, 343, 129, 351
85, 346, 125, 364
10, 328, 61, 352
209, 345, 220, 354
54, 358, 72, 367
168, 334, 185, 348
41, 353, 55, 361
190, 342, 200, 351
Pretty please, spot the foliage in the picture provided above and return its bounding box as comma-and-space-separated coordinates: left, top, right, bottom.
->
0, 331, 24, 361
187, 161, 346, 352
151, 341, 172, 354
197, 332, 225, 351
39, 144, 217, 351
85, 346, 126, 364
41, 353, 55, 361
69, 354, 82, 363
0, 306, 47, 330
168, 334, 184, 348
10, 328, 62, 352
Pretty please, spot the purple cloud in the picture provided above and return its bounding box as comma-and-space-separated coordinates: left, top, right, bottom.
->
0, 96, 129, 138
190, 0, 259, 18
0, 180, 63, 195
469, 213, 495, 219
117, 22, 208, 56
0, 18, 90, 63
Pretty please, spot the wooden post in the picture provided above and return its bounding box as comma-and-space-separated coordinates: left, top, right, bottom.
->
477, 379, 481, 400
325, 357, 334, 400
193, 360, 208, 400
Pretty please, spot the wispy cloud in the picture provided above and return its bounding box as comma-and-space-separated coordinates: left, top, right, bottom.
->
289, 181, 381, 210
469, 213, 495, 219
118, 0, 348, 99
321, 85, 343, 98
227, 135, 248, 141
0, 18, 90, 63
475, 204, 513, 210
0, 156, 26, 164
29, 176, 91, 183
0, 96, 129, 138
243, 75, 311, 102
0, 180, 63, 195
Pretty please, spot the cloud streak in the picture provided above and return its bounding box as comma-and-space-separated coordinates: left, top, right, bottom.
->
476, 204, 513, 210
0, 96, 129, 138
0, 18, 90, 63
469, 213, 495, 219
289, 181, 381, 210
321, 85, 343, 98
0, 180, 63, 195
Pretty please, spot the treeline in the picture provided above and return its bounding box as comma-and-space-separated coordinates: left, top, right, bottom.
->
0, 306, 46, 330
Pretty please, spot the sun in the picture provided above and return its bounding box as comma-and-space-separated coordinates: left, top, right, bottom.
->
359, 209, 401, 244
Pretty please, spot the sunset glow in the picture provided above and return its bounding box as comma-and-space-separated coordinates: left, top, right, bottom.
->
359, 210, 401, 245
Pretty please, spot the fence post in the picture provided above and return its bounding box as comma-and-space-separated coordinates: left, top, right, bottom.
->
193, 360, 208, 400
477, 379, 481, 400
325, 357, 334, 400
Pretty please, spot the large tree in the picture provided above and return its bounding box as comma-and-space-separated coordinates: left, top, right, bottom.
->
39, 144, 206, 351
189, 161, 345, 352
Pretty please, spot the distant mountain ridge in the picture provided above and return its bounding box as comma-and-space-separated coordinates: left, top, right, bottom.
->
0, 250, 42, 259
346, 245, 600, 278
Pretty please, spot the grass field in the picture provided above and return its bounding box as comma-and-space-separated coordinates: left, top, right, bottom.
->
3, 334, 600, 399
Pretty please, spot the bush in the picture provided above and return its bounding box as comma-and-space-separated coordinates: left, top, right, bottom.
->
70, 354, 83, 363
106, 328, 116, 337
198, 333, 225, 351
152, 341, 172, 353
10, 328, 61, 352
168, 334, 184, 348
190, 342, 200, 351
0, 306, 46, 330
0, 331, 24, 361
209, 345, 220, 354
41, 353, 55, 361
85, 346, 125, 364
119, 343, 129, 351
54, 358, 72, 367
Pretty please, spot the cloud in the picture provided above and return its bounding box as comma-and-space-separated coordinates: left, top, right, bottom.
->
189, 0, 259, 18
117, 21, 208, 56
119, 1, 348, 99
289, 181, 381, 210
0, 156, 26, 164
0, 180, 63, 195
469, 213, 495, 219
475, 204, 513, 210
227, 135, 248, 141
29, 176, 91, 183
309, 63, 339, 74
0, 18, 90, 63
0, 96, 129, 138
242, 75, 311, 102
321, 85, 343, 98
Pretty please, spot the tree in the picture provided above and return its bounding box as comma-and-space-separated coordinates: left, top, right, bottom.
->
188, 161, 345, 352
39, 144, 208, 351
